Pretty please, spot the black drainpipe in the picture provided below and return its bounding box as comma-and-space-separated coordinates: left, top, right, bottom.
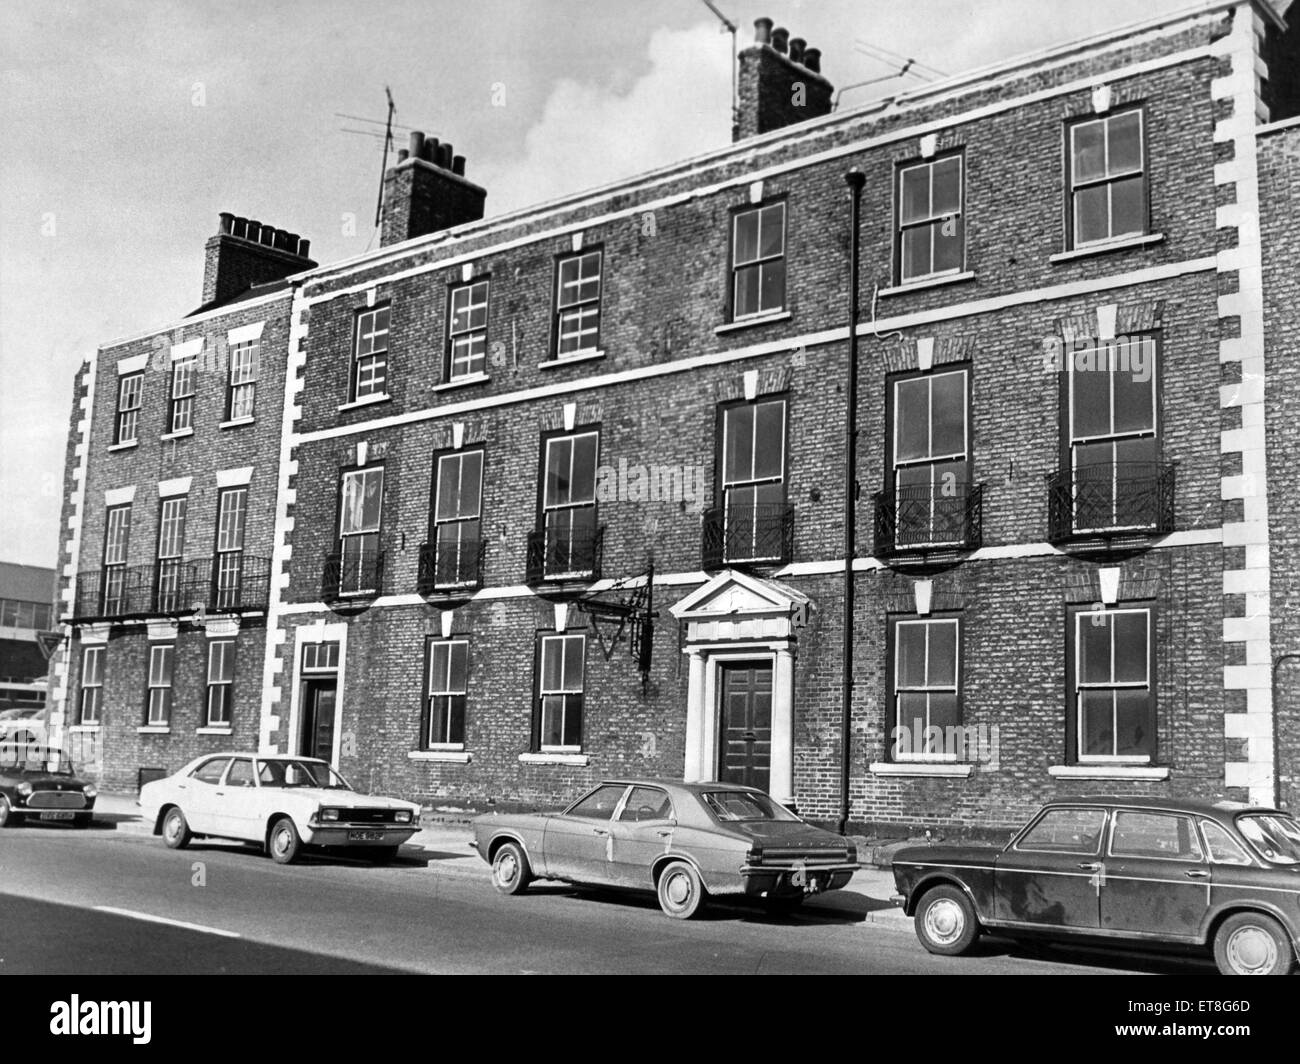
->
1271, 653, 1300, 810
837, 168, 865, 837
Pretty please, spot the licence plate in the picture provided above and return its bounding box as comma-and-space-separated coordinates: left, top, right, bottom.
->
40, 811, 76, 822
348, 830, 385, 842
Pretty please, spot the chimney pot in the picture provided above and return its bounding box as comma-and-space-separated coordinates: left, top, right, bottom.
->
260, 226, 276, 247
803, 47, 821, 73
298, 238, 311, 258
203, 216, 315, 305
397, 148, 409, 162
753, 17, 773, 44
452, 154, 466, 176
409, 131, 425, 159
789, 38, 806, 64
246, 220, 262, 243
232, 216, 248, 239
438, 143, 454, 169
424, 137, 439, 162
771, 27, 789, 53
218, 212, 235, 235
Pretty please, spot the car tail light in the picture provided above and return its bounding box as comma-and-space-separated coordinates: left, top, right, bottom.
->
747, 845, 763, 866
395, 810, 413, 824
846, 844, 858, 864
321, 808, 340, 822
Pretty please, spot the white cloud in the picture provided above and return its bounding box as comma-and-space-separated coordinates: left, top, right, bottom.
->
484, 24, 733, 215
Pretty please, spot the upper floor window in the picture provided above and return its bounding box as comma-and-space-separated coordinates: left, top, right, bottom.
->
155, 496, 187, 613
540, 430, 599, 577
430, 449, 483, 588
102, 504, 132, 614
719, 398, 787, 563
214, 487, 248, 608
79, 645, 104, 725
169, 356, 196, 434
555, 250, 602, 358
889, 617, 960, 761
731, 202, 786, 319
352, 304, 390, 401
1066, 335, 1159, 532
227, 340, 258, 421
536, 633, 585, 751
423, 637, 468, 748
115, 373, 143, 445
337, 466, 383, 594
1069, 605, 1155, 763
898, 154, 963, 283
448, 280, 489, 380
1068, 109, 1145, 248
889, 368, 969, 547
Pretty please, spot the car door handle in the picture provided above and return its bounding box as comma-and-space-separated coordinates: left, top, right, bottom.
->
592, 828, 610, 836
1185, 869, 1210, 879
214, 791, 225, 797
655, 830, 672, 838
1077, 862, 1101, 871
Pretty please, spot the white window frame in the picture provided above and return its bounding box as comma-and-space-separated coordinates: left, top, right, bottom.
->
206, 639, 235, 726
79, 645, 104, 725
227, 340, 258, 420
146, 643, 174, 726
542, 431, 599, 578
102, 504, 132, 613
892, 618, 961, 762
214, 487, 248, 608
155, 496, 187, 612
898, 154, 964, 283
169, 356, 196, 434
555, 251, 602, 358
1069, 109, 1145, 249
731, 202, 786, 319
425, 637, 469, 748
448, 280, 489, 379
116, 373, 143, 445
538, 633, 585, 752
338, 466, 384, 595
721, 398, 787, 563
891, 368, 969, 547
432, 450, 483, 588
353, 305, 390, 400
1074, 607, 1153, 764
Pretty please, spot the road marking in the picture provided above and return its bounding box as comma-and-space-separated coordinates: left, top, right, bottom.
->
93, 906, 241, 939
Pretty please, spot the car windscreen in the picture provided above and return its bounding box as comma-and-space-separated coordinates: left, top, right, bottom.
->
701, 791, 799, 823
1236, 814, 1300, 865
257, 759, 350, 789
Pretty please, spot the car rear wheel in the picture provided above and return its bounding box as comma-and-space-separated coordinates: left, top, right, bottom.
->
491, 841, 532, 895
268, 817, 302, 865
0, 795, 18, 828
1214, 912, 1295, 975
914, 884, 980, 956
657, 860, 706, 919
162, 807, 192, 849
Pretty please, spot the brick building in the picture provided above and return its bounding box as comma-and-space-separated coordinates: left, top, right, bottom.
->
52, 0, 1300, 831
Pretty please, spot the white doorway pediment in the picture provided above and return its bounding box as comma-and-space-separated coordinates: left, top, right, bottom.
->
671, 569, 810, 644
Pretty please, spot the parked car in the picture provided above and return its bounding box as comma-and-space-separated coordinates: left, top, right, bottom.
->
0, 744, 97, 827
472, 778, 858, 918
892, 796, 1300, 975
139, 753, 422, 864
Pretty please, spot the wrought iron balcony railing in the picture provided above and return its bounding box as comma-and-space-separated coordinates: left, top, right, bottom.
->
321, 550, 385, 601
874, 483, 984, 557
526, 524, 604, 585
66, 556, 272, 622
701, 502, 795, 571
1046, 461, 1176, 543
417, 538, 486, 594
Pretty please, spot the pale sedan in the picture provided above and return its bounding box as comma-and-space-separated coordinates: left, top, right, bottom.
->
139, 753, 421, 864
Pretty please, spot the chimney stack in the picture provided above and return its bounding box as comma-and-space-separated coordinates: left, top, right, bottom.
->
734, 16, 834, 142
380, 129, 487, 247
201, 213, 317, 308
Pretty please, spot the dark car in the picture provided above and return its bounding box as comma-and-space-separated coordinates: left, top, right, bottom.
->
0, 744, 98, 828
892, 796, 1300, 975
473, 779, 858, 918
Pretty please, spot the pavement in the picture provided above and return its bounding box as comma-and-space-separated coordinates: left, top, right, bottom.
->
89, 792, 913, 930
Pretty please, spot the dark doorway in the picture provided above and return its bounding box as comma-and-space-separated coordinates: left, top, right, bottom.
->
299, 679, 337, 763
718, 662, 773, 791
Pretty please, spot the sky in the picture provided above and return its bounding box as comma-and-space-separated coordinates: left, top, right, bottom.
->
0, 0, 1199, 569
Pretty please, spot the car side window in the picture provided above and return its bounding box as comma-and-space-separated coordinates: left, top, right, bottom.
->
1200, 820, 1253, 865
618, 786, 673, 823
1016, 808, 1107, 854
1109, 811, 1204, 861
566, 784, 628, 820
190, 757, 231, 784
226, 759, 255, 788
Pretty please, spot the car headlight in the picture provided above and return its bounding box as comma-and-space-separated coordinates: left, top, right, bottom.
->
17, 782, 32, 798
395, 810, 412, 824
83, 784, 98, 799
320, 808, 339, 822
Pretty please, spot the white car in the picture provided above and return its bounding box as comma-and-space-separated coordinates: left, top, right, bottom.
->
139, 753, 422, 864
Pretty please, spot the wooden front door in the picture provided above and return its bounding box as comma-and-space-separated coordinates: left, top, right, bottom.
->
718, 662, 773, 791
299, 679, 337, 763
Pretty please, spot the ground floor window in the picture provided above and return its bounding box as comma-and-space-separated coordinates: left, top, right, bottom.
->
1068, 604, 1155, 762
536, 633, 584, 751
79, 646, 104, 725
146, 644, 174, 726
206, 640, 235, 727
422, 638, 468, 747
888, 616, 960, 760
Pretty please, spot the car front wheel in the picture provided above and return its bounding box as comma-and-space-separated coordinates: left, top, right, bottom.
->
0, 795, 18, 828
268, 816, 302, 865
1214, 912, 1295, 975
656, 860, 706, 919
914, 884, 980, 956
491, 841, 532, 895
162, 807, 191, 849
